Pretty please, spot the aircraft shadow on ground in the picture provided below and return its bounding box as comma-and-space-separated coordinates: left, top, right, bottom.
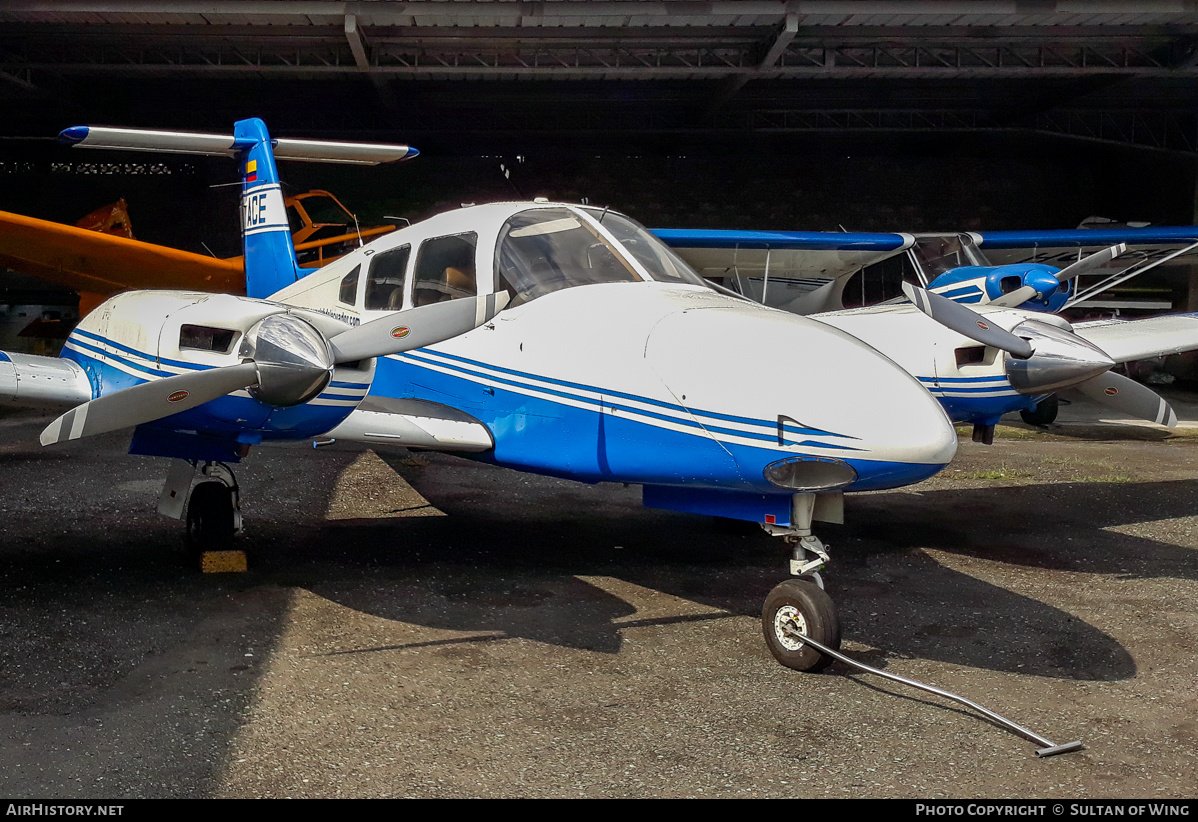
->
272, 454, 1179, 683
842, 477, 1198, 581
3, 440, 1188, 796
0, 428, 360, 797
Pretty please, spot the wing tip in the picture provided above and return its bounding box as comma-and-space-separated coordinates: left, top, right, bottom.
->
58, 126, 89, 145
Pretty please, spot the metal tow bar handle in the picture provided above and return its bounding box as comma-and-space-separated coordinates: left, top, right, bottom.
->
790, 630, 1084, 757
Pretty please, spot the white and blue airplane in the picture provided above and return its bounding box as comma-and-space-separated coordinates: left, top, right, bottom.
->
658, 227, 1198, 441
0, 118, 976, 673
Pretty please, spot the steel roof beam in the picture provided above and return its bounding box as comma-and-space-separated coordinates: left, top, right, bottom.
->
3, 1, 1195, 23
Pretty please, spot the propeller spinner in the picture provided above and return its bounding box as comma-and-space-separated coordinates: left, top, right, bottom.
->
901, 282, 1176, 427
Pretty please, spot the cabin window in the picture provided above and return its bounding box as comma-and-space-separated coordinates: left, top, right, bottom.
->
297, 193, 353, 227
338, 264, 361, 306
285, 205, 303, 235
413, 233, 478, 307
180, 324, 237, 354
495, 208, 640, 306
365, 245, 411, 311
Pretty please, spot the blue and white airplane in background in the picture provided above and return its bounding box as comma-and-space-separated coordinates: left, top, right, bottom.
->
0, 118, 971, 673
657, 226, 1198, 441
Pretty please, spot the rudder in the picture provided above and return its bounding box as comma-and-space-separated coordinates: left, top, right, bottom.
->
233, 118, 301, 299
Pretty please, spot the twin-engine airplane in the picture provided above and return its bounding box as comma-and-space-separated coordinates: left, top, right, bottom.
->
658, 227, 1198, 441
0, 119, 964, 673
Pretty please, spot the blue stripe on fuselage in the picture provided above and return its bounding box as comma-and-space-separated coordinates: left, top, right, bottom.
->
401, 347, 854, 440
71, 328, 212, 372
374, 354, 943, 493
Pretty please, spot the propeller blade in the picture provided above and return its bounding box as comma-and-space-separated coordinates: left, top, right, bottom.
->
902, 282, 1034, 359
1054, 243, 1126, 282
40, 362, 260, 446
987, 284, 1040, 308
328, 291, 510, 364
1073, 370, 1178, 428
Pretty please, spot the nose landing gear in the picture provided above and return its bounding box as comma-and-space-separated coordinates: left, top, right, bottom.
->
760, 492, 842, 672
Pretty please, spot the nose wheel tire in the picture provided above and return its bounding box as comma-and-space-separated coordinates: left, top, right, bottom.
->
186, 481, 236, 551
762, 578, 841, 672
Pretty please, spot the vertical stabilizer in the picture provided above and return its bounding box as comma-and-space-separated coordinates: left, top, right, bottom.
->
233, 118, 301, 299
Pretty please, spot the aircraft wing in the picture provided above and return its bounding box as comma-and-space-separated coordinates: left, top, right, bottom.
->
972, 226, 1198, 267
651, 228, 913, 314
0, 209, 244, 296
1072, 314, 1198, 364
323, 396, 494, 452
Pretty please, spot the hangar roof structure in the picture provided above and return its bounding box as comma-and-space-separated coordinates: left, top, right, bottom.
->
2, 1, 1198, 152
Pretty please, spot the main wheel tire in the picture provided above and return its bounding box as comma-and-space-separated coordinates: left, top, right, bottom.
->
762, 578, 841, 672
186, 481, 236, 550
1019, 394, 1059, 426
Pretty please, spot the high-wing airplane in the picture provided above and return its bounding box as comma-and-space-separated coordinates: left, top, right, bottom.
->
0, 119, 974, 674
0, 179, 398, 316
656, 227, 1198, 440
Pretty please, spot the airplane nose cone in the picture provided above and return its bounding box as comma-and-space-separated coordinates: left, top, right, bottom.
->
645, 305, 957, 490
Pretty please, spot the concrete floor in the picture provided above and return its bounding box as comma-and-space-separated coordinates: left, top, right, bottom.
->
0, 398, 1195, 798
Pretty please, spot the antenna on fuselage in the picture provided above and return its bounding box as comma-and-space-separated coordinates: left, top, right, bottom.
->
499, 157, 525, 199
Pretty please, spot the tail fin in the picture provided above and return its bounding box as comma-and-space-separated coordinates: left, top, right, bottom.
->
232, 118, 301, 299
58, 120, 419, 300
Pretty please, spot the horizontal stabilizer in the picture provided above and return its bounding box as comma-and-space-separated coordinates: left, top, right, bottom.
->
60, 126, 418, 166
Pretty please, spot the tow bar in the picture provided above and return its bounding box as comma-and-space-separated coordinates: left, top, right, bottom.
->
792, 631, 1084, 758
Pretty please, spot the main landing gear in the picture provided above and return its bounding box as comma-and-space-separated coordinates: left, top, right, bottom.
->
760, 492, 842, 672
159, 460, 243, 552
1019, 394, 1059, 426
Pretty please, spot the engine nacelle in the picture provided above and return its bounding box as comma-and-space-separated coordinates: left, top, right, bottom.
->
928, 263, 1071, 312
59, 290, 374, 443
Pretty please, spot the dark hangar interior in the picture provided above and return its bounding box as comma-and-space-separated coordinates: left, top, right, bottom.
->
3, 0, 1198, 336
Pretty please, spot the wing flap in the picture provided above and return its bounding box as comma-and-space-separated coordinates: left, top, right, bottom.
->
324, 397, 493, 452
1073, 314, 1198, 364
0, 210, 244, 294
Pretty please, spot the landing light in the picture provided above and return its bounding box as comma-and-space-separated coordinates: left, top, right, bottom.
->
764, 457, 857, 492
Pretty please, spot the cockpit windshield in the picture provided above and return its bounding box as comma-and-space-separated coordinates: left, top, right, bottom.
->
911, 234, 989, 277
581, 208, 709, 288
495, 208, 642, 305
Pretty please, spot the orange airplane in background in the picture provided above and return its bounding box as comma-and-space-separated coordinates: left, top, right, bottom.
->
0, 189, 394, 315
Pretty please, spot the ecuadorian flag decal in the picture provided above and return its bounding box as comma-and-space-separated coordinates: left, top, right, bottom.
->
245, 159, 257, 182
